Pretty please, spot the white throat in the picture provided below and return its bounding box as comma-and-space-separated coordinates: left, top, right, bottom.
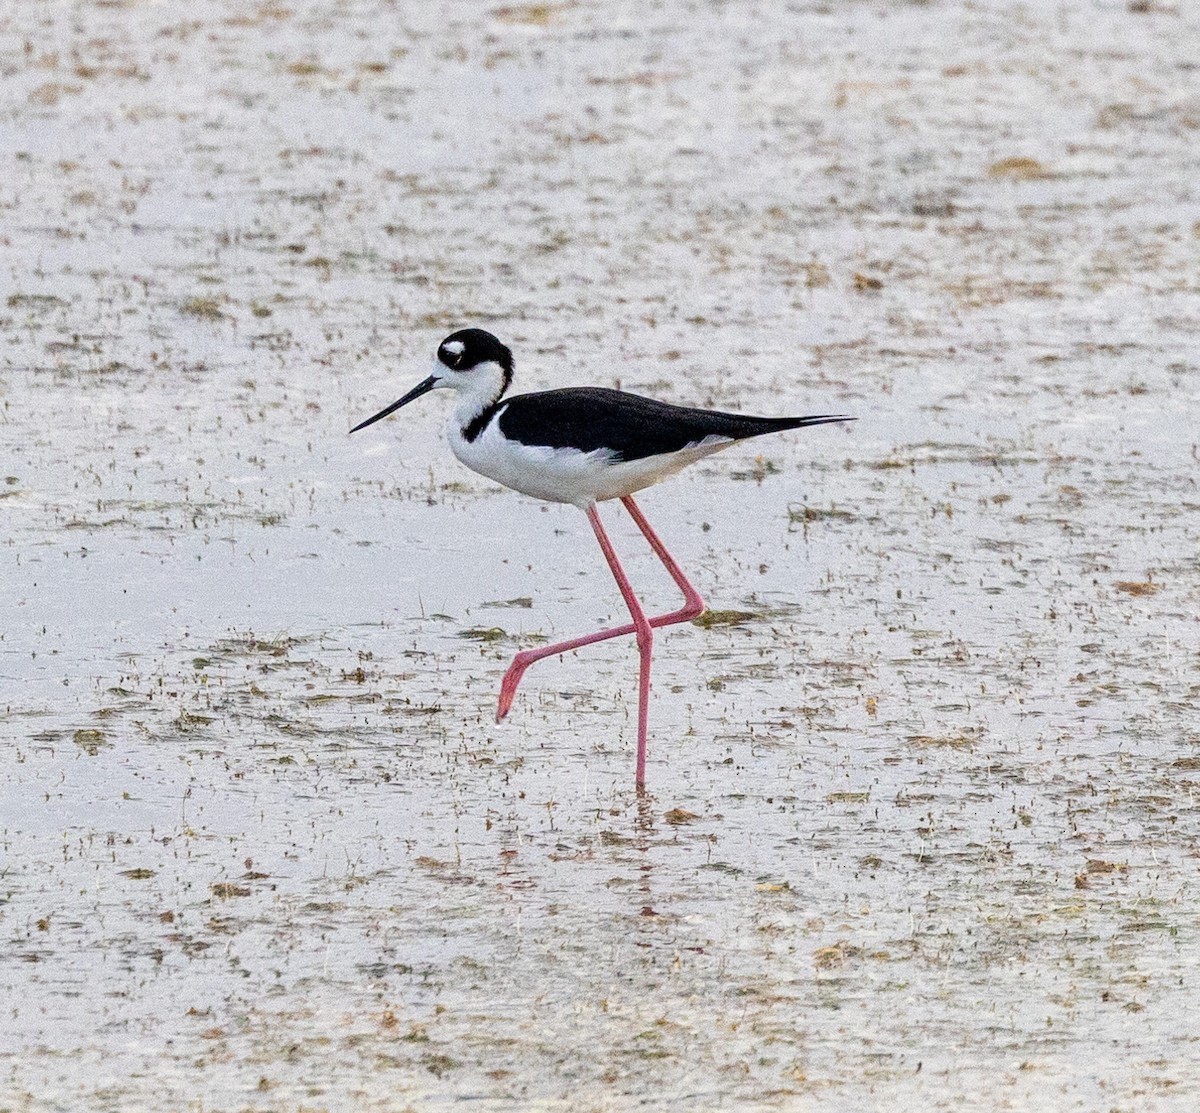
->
445, 358, 510, 433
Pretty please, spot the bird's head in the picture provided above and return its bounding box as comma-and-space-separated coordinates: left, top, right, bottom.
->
350, 328, 514, 433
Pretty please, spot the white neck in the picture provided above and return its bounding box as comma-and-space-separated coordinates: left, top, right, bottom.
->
446, 359, 510, 433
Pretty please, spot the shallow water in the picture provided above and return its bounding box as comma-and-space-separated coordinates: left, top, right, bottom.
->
2, 1, 1199, 1110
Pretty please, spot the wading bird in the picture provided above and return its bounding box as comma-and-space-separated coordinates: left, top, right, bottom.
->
352, 328, 851, 788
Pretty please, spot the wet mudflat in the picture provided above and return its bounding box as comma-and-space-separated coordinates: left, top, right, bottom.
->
2, 0, 1199, 1109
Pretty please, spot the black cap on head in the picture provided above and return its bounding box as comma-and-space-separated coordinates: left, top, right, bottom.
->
436, 328, 514, 399
437, 329, 513, 373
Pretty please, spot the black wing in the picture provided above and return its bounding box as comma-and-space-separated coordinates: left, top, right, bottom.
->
494, 388, 850, 463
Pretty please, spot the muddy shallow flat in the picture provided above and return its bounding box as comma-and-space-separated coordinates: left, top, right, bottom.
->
2, 1, 1199, 1110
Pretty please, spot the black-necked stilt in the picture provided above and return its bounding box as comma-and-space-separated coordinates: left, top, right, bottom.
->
352, 328, 852, 788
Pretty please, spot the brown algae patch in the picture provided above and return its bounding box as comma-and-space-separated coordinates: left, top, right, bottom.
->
1113, 580, 1160, 596
692, 609, 760, 628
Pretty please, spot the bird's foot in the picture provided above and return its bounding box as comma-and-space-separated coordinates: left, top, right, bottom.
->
496, 651, 536, 722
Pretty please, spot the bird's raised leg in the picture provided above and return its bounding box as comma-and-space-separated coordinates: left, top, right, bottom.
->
496, 496, 706, 730
618, 495, 706, 626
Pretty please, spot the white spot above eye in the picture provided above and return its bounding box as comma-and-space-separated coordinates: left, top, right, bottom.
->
443, 340, 465, 357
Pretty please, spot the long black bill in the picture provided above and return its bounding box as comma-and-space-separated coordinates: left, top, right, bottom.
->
349, 375, 438, 434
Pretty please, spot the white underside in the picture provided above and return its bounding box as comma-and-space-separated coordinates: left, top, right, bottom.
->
448, 416, 735, 507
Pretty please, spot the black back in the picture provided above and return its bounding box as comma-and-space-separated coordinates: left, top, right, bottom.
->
488, 387, 849, 462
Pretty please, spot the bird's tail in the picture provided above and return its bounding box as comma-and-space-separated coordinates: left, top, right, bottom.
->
722, 413, 856, 440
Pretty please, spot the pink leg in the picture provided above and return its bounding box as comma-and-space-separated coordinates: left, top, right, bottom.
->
619, 496, 706, 624
495, 497, 706, 786
496, 497, 705, 720
586, 504, 653, 786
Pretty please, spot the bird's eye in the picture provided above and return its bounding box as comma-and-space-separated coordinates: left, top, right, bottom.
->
441, 342, 467, 369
